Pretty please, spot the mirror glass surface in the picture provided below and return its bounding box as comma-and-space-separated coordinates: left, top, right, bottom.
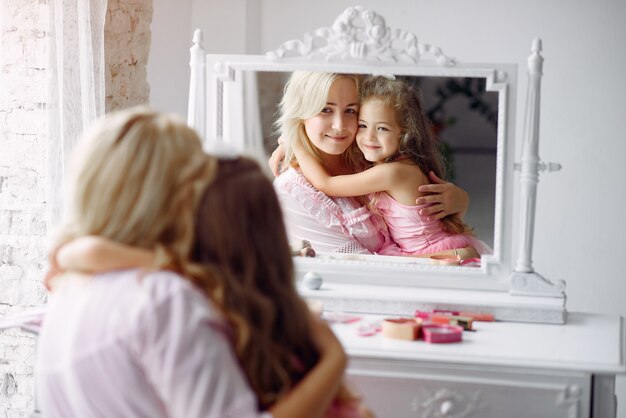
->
203, 54, 516, 289
256, 71, 498, 250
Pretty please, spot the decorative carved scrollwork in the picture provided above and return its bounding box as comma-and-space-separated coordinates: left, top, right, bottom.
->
510, 271, 566, 297
412, 387, 484, 418
266, 6, 455, 66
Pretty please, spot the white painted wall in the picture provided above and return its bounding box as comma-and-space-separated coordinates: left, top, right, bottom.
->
146, 0, 192, 117
149, 0, 626, 415
148, 0, 259, 117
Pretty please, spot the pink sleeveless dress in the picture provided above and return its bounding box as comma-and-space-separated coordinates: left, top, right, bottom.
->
374, 192, 491, 256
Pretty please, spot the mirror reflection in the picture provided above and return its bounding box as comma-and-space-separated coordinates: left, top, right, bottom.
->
254, 71, 497, 264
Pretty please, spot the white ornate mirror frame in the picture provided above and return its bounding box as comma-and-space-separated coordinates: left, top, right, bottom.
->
188, 6, 566, 324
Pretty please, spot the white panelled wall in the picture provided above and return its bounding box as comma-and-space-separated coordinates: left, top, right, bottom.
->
149, 0, 626, 416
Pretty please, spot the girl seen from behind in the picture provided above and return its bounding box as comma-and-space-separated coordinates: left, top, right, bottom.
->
175, 157, 371, 417
293, 76, 490, 259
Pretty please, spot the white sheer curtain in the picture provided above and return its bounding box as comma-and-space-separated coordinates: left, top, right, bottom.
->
47, 0, 108, 227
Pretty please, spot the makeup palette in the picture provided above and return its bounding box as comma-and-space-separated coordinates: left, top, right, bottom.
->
421, 324, 464, 343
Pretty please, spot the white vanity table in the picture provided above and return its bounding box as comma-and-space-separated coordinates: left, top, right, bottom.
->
188, 6, 626, 416
326, 308, 624, 417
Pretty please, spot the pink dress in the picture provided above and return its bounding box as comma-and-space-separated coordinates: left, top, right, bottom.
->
373, 192, 491, 256
274, 168, 397, 254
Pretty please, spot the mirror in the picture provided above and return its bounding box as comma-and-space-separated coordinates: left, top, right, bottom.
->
255, 72, 499, 251
188, 6, 566, 324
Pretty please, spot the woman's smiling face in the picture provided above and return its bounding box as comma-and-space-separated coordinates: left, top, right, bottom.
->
303, 77, 359, 156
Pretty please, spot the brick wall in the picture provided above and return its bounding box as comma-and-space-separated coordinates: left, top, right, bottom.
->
105, 0, 152, 111
0, 0, 50, 414
0, 0, 152, 415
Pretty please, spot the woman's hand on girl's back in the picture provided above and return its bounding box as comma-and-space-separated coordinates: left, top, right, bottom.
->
416, 171, 469, 220
44, 242, 65, 291
269, 142, 286, 177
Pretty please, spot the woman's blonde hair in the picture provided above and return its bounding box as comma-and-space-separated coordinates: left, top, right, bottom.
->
276, 71, 363, 172
60, 106, 217, 268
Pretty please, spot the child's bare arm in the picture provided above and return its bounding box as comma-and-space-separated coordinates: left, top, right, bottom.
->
293, 143, 395, 197
269, 314, 347, 418
269, 141, 286, 177
57, 236, 156, 273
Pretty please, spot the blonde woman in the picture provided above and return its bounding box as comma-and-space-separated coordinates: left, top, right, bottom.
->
37, 107, 349, 418
271, 71, 470, 254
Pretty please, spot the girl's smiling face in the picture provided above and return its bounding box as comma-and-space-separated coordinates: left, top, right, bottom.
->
303, 77, 359, 156
356, 97, 402, 164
